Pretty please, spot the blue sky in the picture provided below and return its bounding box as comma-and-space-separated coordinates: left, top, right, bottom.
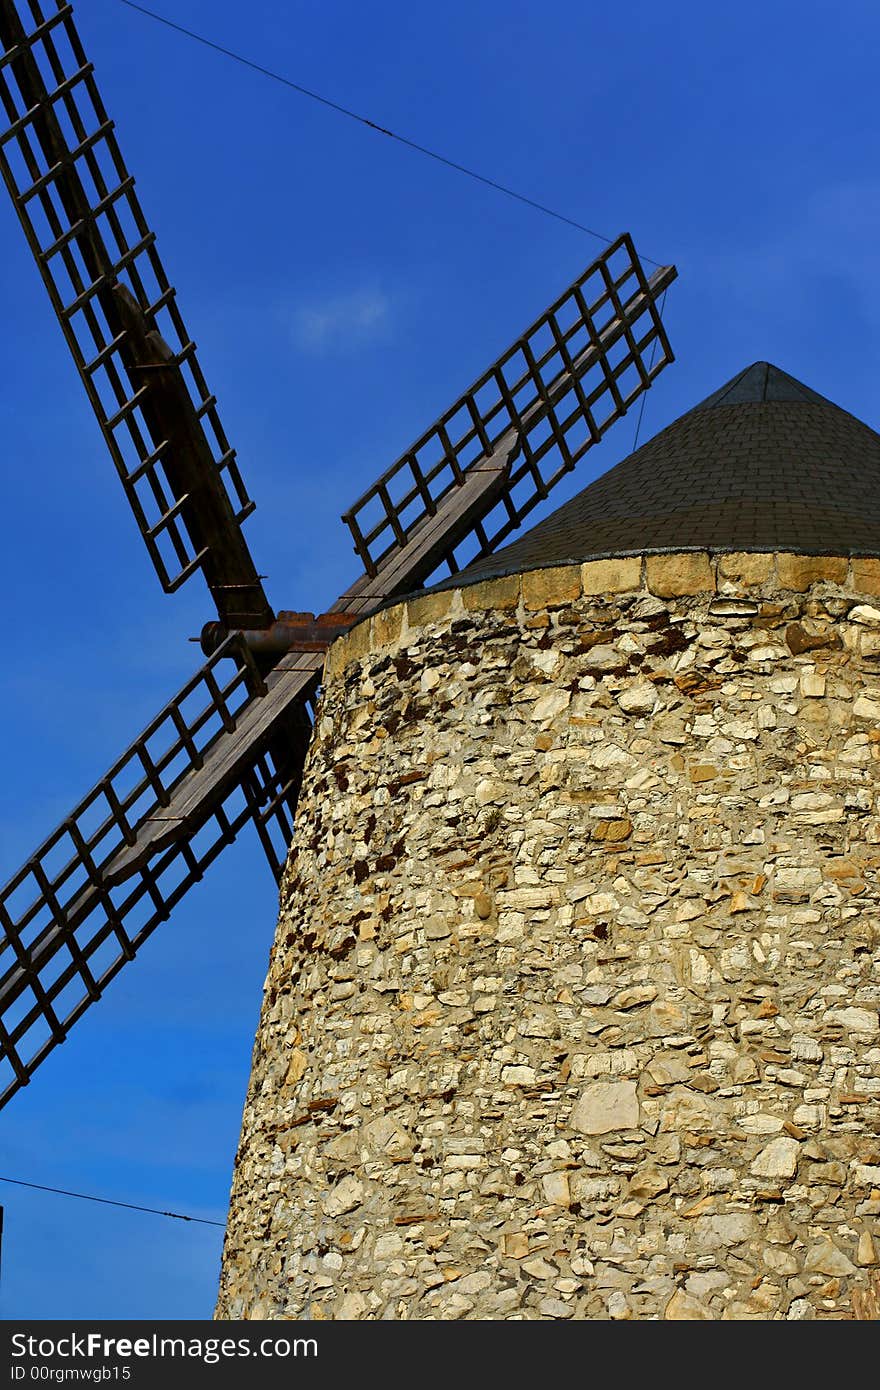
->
1, 0, 879, 1318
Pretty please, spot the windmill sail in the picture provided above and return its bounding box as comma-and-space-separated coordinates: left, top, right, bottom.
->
339, 234, 676, 613
0, 635, 316, 1110
0, 0, 272, 629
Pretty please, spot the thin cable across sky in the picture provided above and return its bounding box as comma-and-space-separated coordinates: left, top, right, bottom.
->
118, 0, 664, 267
0, 1174, 225, 1228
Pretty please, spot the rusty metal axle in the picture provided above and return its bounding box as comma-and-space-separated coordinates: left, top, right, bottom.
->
200, 610, 359, 660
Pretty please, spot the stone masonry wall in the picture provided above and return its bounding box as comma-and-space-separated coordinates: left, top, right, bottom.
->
216, 551, 880, 1320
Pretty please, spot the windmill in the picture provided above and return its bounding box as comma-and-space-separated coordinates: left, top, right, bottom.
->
0, 0, 675, 1113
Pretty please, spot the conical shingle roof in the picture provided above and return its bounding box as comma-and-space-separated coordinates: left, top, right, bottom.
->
453, 362, 880, 585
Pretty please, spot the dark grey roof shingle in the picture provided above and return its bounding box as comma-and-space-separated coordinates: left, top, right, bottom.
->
448, 361, 880, 587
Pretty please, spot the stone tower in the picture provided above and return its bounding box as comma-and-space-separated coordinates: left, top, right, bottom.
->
216, 363, 880, 1321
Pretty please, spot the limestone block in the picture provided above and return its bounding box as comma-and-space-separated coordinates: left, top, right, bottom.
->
800, 671, 826, 697
665, 1290, 714, 1320
322, 1175, 364, 1217
581, 556, 641, 595
406, 590, 453, 630
716, 551, 775, 586
541, 1171, 571, 1205
853, 695, 880, 720
826, 1007, 878, 1035
337, 617, 371, 670
803, 1241, 856, 1276
750, 1137, 800, 1179
461, 574, 521, 611
849, 604, 880, 628
616, 682, 658, 715
570, 1080, 639, 1135
852, 558, 880, 596
776, 553, 848, 589
371, 603, 404, 649
645, 551, 715, 597
521, 564, 582, 610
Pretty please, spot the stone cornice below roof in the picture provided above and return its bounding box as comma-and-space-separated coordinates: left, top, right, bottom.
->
329, 549, 880, 676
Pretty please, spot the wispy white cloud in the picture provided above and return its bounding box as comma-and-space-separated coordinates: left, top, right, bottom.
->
291, 285, 392, 354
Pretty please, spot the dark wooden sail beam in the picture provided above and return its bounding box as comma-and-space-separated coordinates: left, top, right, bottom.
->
110, 285, 275, 628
